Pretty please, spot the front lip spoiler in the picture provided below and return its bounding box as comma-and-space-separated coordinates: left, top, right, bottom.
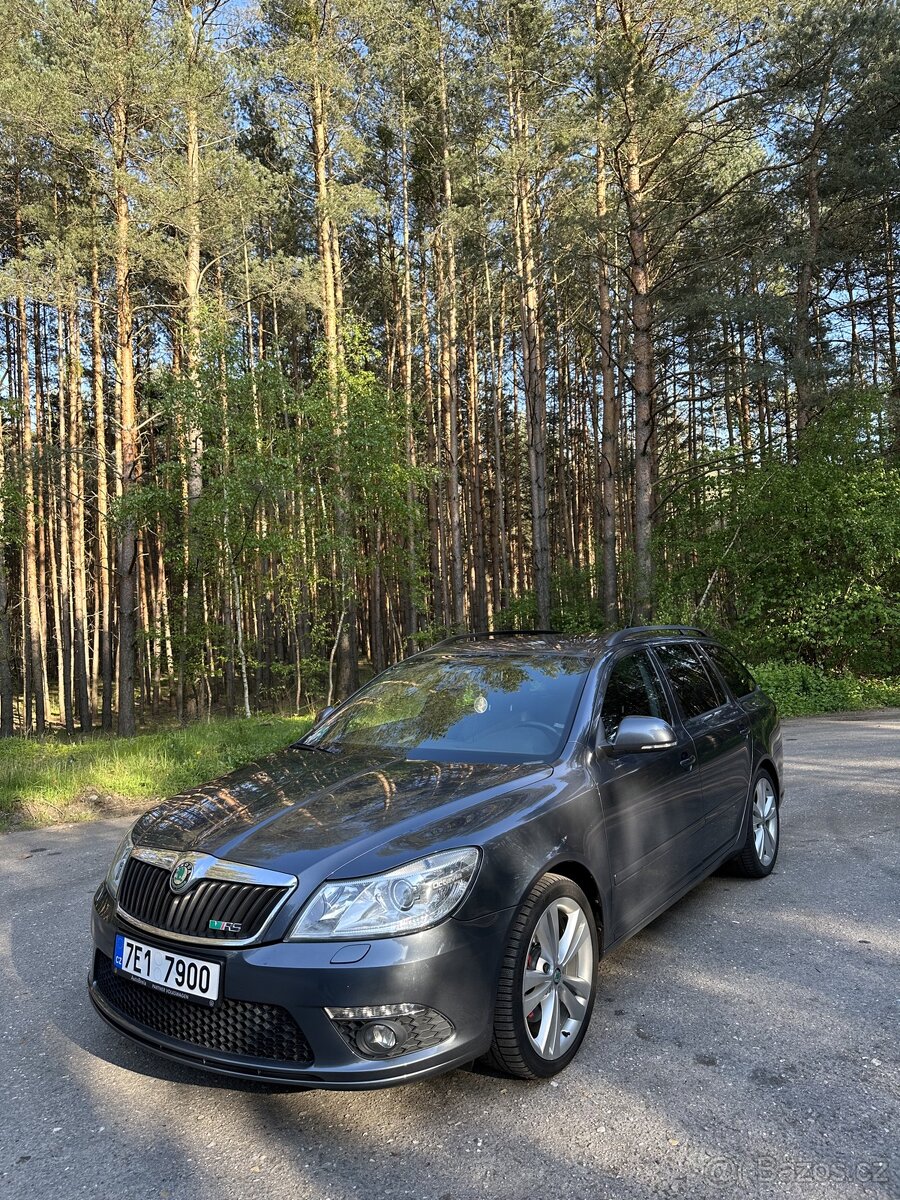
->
88, 981, 476, 1092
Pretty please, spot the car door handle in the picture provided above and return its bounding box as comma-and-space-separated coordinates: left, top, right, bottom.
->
679, 752, 697, 770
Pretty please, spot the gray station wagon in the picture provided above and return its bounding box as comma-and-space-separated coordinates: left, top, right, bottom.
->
89, 626, 784, 1088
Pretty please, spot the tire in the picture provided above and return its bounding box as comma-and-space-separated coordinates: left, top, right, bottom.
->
483, 873, 598, 1080
732, 770, 780, 878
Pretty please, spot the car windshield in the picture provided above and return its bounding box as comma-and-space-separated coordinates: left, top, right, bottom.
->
303, 653, 592, 764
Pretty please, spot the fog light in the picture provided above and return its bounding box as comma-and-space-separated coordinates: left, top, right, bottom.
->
358, 1020, 405, 1056
326, 1003, 455, 1060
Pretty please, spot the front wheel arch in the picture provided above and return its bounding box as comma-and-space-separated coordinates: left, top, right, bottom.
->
540, 858, 605, 955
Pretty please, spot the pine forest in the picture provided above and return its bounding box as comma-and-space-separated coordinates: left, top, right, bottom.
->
1, 0, 898, 736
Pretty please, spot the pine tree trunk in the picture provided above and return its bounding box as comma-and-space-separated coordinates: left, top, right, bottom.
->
114, 96, 139, 736
419, 255, 447, 626
596, 144, 618, 626
884, 206, 899, 452
437, 25, 466, 629
467, 300, 488, 630
794, 96, 827, 435
180, 6, 205, 719
486, 269, 510, 613
32, 305, 52, 723
91, 222, 114, 728
399, 85, 418, 653
0, 399, 13, 735
507, 58, 550, 628
310, 30, 356, 696
623, 140, 654, 622
68, 299, 92, 730
14, 174, 46, 733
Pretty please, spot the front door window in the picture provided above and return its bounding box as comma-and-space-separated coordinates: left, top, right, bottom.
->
600, 651, 672, 743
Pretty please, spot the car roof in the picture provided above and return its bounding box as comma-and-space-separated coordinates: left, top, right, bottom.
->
428, 626, 711, 662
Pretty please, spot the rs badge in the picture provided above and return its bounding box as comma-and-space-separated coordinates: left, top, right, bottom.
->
209, 919, 243, 933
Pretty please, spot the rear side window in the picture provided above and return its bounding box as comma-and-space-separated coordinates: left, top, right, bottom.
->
703, 644, 756, 698
600, 651, 672, 743
653, 643, 723, 719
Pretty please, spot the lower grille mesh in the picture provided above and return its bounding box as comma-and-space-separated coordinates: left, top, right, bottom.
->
93, 950, 313, 1064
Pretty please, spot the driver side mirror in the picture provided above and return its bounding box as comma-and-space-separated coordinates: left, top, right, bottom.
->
603, 715, 677, 755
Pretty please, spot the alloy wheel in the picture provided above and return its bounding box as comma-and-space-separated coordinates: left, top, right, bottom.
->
522, 897, 594, 1060
752, 777, 778, 867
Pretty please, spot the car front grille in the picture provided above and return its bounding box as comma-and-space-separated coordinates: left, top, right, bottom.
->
118, 856, 288, 941
93, 950, 313, 1064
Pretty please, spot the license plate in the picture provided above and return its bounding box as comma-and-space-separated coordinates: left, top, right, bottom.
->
113, 934, 221, 1007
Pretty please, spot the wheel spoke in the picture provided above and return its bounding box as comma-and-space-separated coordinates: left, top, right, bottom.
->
561, 971, 591, 998
561, 976, 589, 1020
523, 975, 553, 1011
536, 907, 559, 967
524, 967, 548, 993
536, 989, 561, 1056
557, 910, 588, 969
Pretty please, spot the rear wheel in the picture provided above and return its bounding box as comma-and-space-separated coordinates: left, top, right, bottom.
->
484, 874, 598, 1080
733, 771, 779, 877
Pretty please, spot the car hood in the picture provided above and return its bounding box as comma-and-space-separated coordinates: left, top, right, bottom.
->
130, 746, 553, 880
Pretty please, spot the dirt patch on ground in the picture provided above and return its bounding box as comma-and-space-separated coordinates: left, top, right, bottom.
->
1, 789, 149, 832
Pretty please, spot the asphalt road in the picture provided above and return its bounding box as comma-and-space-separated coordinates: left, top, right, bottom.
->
1, 712, 898, 1200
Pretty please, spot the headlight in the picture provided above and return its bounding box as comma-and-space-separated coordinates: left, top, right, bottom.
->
104, 829, 135, 900
288, 847, 481, 940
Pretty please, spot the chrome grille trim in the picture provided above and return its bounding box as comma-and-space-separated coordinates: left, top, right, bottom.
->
130, 847, 297, 890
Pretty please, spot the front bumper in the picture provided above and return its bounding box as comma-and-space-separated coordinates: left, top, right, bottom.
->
89, 888, 513, 1089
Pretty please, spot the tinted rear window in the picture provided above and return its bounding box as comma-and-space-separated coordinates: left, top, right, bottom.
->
653, 643, 723, 719
703, 644, 756, 698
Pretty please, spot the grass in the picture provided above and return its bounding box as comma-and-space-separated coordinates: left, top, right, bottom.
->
0, 715, 311, 831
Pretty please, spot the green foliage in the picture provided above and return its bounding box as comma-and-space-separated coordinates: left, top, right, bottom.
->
656, 392, 900, 674
129, 319, 426, 686
495, 566, 611, 634
494, 591, 537, 631
753, 662, 900, 719
0, 716, 311, 830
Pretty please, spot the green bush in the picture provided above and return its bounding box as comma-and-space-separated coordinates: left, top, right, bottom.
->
654, 392, 900, 675
753, 661, 900, 718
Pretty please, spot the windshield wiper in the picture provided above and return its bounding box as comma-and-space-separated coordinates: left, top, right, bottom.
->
294, 739, 343, 754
